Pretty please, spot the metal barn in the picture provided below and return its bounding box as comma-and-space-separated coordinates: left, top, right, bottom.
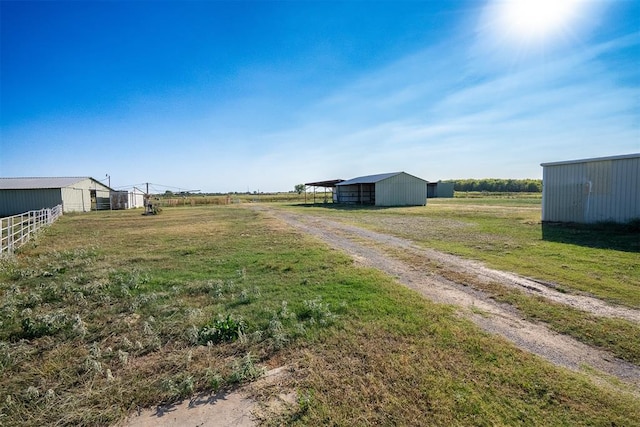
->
541, 153, 640, 224
336, 172, 428, 206
0, 177, 113, 217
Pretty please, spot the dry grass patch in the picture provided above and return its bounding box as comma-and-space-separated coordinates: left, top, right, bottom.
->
284, 320, 640, 426
1, 205, 639, 426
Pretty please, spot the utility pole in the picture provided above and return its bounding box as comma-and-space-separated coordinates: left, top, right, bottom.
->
106, 174, 112, 210
145, 183, 150, 214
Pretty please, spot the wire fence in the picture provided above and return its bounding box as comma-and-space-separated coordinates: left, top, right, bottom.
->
0, 205, 63, 255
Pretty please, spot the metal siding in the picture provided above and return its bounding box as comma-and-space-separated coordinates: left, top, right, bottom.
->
436, 182, 455, 198
60, 187, 89, 212
0, 177, 87, 190
129, 191, 145, 208
376, 173, 427, 206
0, 189, 62, 217
0, 177, 115, 216
427, 183, 437, 198
336, 184, 375, 204
337, 172, 401, 186
68, 178, 112, 210
542, 155, 640, 223
71, 178, 111, 192
111, 192, 129, 209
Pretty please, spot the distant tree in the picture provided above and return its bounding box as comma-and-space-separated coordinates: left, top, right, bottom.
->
526, 181, 542, 192
446, 179, 542, 193
164, 190, 174, 197
294, 184, 306, 194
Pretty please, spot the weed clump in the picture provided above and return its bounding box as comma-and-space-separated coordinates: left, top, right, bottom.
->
19, 311, 70, 339
228, 352, 264, 384
299, 297, 336, 326
198, 314, 246, 345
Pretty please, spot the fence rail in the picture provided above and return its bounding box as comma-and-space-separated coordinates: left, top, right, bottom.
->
1, 205, 63, 254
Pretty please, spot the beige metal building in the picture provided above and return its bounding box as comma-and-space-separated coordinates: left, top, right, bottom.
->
0, 177, 113, 217
336, 172, 428, 206
541, 153, 640, 224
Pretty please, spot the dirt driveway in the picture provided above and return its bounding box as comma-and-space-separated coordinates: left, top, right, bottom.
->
123, 204, 639, 426
254, 205, 640, 391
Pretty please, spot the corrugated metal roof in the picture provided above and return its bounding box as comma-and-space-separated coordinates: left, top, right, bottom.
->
0, 177, 90, 190
337, 172, 403, 186
305, 179, 344, 187
541, 153, 640, 167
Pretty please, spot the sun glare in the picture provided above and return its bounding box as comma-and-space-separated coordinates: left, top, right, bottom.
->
476, 0, 599, 65
498, 0, 583, 42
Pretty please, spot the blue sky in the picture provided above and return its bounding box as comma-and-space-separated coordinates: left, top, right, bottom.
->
1, 0, 638, 193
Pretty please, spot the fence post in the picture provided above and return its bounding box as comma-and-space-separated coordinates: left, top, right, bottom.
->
19, 214, 24, 246
7, 216, 13, 253
2, 205, 64, 254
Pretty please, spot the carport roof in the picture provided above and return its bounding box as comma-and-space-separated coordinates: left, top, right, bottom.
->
304, 179, 344, 187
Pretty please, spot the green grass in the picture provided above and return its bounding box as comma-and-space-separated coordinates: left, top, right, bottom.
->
283, 198, 640, 308
375, 242, 640, 365
475, 281, 640, 364
0, 206, 638, 426
277, 198, 640, 368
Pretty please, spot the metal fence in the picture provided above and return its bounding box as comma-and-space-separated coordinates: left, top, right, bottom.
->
0, 205, 63, 254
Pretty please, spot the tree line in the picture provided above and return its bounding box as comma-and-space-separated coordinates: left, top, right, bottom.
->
444, 179, 542, 193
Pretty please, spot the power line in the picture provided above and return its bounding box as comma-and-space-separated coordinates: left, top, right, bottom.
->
111, 183, 200, 193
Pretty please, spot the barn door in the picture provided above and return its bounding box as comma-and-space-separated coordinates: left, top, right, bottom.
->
90, 190, 97, 211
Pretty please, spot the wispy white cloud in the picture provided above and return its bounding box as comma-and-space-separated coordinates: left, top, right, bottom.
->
251, 28, 638, 185
3, 15, 637, 192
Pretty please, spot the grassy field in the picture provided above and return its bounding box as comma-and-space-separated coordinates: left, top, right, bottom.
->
286, 197, 639, 307
0, 204, 639, 426
281, 198, 640, 366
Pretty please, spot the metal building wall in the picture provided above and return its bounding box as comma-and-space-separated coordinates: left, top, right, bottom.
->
376, 173, 427, 206
60, 187, 90, 212
129, 190, 145, 208
542, 154, 640, 223
427, 183, 437, 198
336, 184, 375, 204
435, 182, 455, 198
0, 189, 62, 217
64, 178, 112, 211
110, 191, 129, 210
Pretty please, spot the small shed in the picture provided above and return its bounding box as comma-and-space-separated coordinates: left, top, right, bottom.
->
0, 177, 113, 217
336, 172, 428, 206
427, 181, 455, 198
110, 187, 145, 210
541, 153, 640, 224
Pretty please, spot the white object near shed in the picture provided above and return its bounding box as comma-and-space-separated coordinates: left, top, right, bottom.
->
541, 153, 639, 224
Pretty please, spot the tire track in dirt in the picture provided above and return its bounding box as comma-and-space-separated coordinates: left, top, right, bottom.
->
323, 219, 640, 323
253, 206, 640, 391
